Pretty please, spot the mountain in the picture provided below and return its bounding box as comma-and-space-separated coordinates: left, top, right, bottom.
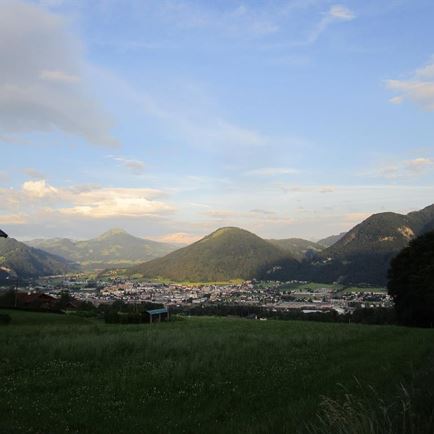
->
317, 232, 346, 248
27, 229, 180, 271
304, 204, 434, 285
267, 238, 324, 261
0, 238, 76, 280
131, 227, 297, 282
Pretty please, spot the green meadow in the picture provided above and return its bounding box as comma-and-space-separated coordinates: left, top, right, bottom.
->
1, 309, 433, 433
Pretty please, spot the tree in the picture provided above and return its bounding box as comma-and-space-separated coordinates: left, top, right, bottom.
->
388, 231, 434, 327
56, 290, 73, 310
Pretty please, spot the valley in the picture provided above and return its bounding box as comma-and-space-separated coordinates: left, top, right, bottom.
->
35, 275, 391, 317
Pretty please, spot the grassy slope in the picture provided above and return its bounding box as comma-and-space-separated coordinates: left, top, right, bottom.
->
1, 310, 433, 433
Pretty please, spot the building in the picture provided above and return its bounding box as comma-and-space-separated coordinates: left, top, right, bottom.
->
146, 307, 169, 323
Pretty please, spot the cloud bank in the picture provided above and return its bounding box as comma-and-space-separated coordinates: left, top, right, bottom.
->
0, 0, 117, 146
387, 59, 434, 111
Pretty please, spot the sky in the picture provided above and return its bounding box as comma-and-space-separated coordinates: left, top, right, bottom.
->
1, 0, 434, 243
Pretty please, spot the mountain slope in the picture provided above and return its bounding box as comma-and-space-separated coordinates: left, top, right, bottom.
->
0, 238, 76, 280
267, 238, 324, 261
317, 232, 346, 248
27, 229, 180, 271
305, 204, 434, 285
131, 227, 297, 282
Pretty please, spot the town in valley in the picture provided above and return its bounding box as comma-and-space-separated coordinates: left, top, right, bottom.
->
12, 275, 392, 316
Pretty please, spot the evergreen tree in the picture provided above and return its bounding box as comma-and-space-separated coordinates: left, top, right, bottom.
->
388, 231, 434, 327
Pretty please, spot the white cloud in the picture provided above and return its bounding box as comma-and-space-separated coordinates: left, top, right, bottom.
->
108, 156, 146, 174
39, 69, 80, 83
306, 4, 356, 44
0, 0, 117, 146
157, 0, 281, 37
0, 213, 27, 225
405, 157, 434, 173
2, 182, 174, 221
22, 180, 58, 198
158, 232, 200, 244
244, 167, 300, 176
365, 157, 434, 179
23, 168, 45, 180
58, 187, 174, 218
319, 185, 336, 193
415, 60, 434, 79
343, 212, 371, 224
94, 67, 275, 150
0, 170, 9, 183
178, 117, 269, 148
328, 5, 355, 20
203, 210, 238, 219
39, 0, 65, 7
386, 59, 434, 111
389, 95, 403, 105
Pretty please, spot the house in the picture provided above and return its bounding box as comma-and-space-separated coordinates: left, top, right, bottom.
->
146, 307, 169, 323
0, 229, 7, 238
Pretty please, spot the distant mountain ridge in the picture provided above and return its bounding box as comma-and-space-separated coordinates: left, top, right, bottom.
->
14, 204, 434, 284
27, 229, 180, 271
267, 238, 324, 260
301, 204, 434, 285
131, 227, 298, 282
0, 238, 76, 280
317, 232, 346, 248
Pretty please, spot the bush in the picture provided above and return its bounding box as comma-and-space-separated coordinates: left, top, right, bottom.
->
104, 311, 147, 324
0, 313, 11, 325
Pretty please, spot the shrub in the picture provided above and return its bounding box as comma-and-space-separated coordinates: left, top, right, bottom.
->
0, 313, 11, 325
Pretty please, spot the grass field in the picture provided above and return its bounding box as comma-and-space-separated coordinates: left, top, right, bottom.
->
1, 309, 433, 433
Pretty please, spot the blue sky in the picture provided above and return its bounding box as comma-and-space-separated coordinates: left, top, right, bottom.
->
1, 0, 434, 242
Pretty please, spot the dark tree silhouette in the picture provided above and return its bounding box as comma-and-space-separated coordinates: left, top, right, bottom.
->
388, 231, 434, 327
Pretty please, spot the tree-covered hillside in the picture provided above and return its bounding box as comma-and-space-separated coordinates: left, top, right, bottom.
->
267, 238, 324, 260
27, 229, 179, 271
302, 204, 434, 285
131, 227, 297, 282
0, 238, 76, 280
317, 232, 346, 248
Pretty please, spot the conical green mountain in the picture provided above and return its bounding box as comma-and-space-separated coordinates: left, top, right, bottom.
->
131, 227, 297, 282
27, 229, 179, 271
0, 238, 76, 280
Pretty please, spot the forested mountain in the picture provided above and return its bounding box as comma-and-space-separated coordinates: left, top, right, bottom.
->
317, 232, 346, 248
27, 229, 179, 271
131, 227, 297, 282
267, 238, 324, 260
302, 204, 434, 285
0, 238, 76, 280
16, 204, 434, 285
